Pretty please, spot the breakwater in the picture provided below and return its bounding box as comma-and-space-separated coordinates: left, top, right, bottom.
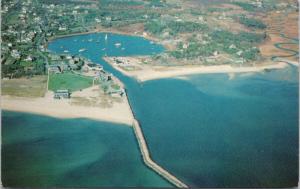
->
132, 119, 188, 188
124, 91, 188, 188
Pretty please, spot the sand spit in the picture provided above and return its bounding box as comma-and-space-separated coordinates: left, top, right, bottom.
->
103, 56, 289, 82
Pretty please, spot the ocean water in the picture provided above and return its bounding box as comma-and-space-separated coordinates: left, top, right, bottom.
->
1, 111, 171, 187
48, 33, 300, 187
3, 33, 298, 187
132, 67, 299, 187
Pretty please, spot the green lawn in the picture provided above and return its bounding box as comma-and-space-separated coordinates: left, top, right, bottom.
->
48, 72, 93, 92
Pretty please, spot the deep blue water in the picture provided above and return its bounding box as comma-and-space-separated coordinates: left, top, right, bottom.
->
2, 32, 298, 187
135, 69, 299, 187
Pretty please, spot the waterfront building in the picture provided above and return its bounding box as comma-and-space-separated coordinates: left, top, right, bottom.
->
54, 89, 71, 99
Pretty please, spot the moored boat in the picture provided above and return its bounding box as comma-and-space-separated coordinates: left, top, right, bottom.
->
115, 43, 121, 48
79, 48, 87, 52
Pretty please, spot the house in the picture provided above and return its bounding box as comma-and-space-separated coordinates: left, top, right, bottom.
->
25, 55, 33, 61
47, 62, 69, 73
236, 50, 243, 56
99, 72, 112, 82
82, 63, 103, 72
54, 89, 71, 99
235, 58, 246, 64
108, 88, 125, 97
11, 50, 21, 59
95, 18, 101, 23
47, 65, 61, 74
58, 26, 67, 31
69, 63, 79, 70
50, 54, 61, 61
182, 43, 189, 49
213, 51, 219, 56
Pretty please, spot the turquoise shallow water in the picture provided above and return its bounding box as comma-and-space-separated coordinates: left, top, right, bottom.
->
2, 111, 171, 187
2, 33, 299, 187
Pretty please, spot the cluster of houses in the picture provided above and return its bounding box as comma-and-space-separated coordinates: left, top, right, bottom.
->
250, 0, 263, 8
48, 53, 124, 99
47, 54, 106, 75
42, 2, 98, 35
52, 69, 125, 100
1, 0, 47, 69
47, 54, 83, 73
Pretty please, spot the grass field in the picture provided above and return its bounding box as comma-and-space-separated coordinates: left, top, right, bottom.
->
48, 72, 93, 92
2, 76, 47, 97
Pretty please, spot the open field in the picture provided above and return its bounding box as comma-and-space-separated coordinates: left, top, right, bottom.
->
260, 34, 296, 58
1, 76, 47, 97
260, 10, 299, 62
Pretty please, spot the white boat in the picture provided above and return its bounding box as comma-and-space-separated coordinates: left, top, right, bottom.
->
79, 48, 87, 52
63, 50, 69, 53
105, 34, 108, 41
115, 43, 121, 48
102, 48, 106, 51
88, 39, 93, 42
121, 47, 125, 50
150, 41, 154, 44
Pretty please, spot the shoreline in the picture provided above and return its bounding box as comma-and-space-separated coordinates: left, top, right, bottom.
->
1, 88, 135, 126
47, 28, 161, 46
103, 56, 290, 82
48, 28, 297, 84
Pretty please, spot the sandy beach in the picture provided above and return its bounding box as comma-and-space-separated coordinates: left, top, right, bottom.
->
103, 56, 290, 82
1, 87, 134, 126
